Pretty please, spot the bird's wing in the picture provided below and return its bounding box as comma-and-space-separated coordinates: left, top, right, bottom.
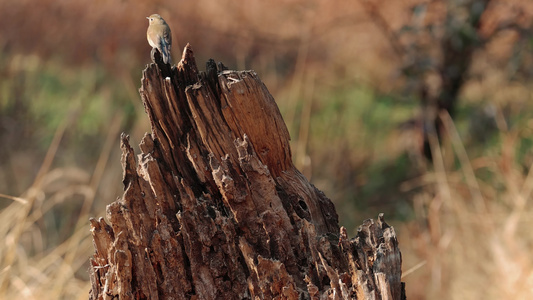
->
162, 28, 172, 51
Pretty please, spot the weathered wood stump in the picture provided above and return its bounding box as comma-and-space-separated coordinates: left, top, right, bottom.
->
88, 45, 404, 300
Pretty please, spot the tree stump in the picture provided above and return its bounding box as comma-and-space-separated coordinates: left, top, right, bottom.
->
88, 45, 405, 300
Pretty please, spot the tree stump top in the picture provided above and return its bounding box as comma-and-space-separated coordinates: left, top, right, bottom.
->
89, 44, 404, 300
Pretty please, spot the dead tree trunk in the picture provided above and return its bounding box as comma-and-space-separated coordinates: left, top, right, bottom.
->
88, 45, 405, 300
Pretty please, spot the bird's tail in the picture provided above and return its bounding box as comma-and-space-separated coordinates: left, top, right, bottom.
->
162, 45, 172, 65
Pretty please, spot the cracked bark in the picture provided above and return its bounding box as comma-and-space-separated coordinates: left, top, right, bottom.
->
88, 45, 405, 300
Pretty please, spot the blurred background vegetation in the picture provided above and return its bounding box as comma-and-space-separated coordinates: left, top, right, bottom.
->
1, 0, 533, 299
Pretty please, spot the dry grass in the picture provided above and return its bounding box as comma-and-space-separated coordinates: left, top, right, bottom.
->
400, 111, 533, 299
0, 109, 124, 299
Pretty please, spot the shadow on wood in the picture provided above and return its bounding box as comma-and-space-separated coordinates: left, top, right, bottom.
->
88, 44, 405, 300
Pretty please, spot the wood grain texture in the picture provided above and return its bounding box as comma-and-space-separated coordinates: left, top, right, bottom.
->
88, 44, 405, 300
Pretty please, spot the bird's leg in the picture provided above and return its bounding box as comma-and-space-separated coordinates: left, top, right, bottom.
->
150, 48, 172, 77
150, 48, 164, 64
150, 48, 156, 63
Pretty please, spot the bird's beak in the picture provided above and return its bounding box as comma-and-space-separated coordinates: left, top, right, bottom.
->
146, 17, 150, 19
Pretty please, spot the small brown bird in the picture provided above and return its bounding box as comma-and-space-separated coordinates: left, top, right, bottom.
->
146, 14, 172, 64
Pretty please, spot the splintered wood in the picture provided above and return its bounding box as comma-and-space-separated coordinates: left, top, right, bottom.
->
88, 44, 405, 300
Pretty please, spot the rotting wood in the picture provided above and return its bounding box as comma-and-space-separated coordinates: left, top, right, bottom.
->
88, 44, 405, 300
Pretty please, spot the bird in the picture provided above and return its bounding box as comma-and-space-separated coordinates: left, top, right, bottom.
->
146, 14, 172, 64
